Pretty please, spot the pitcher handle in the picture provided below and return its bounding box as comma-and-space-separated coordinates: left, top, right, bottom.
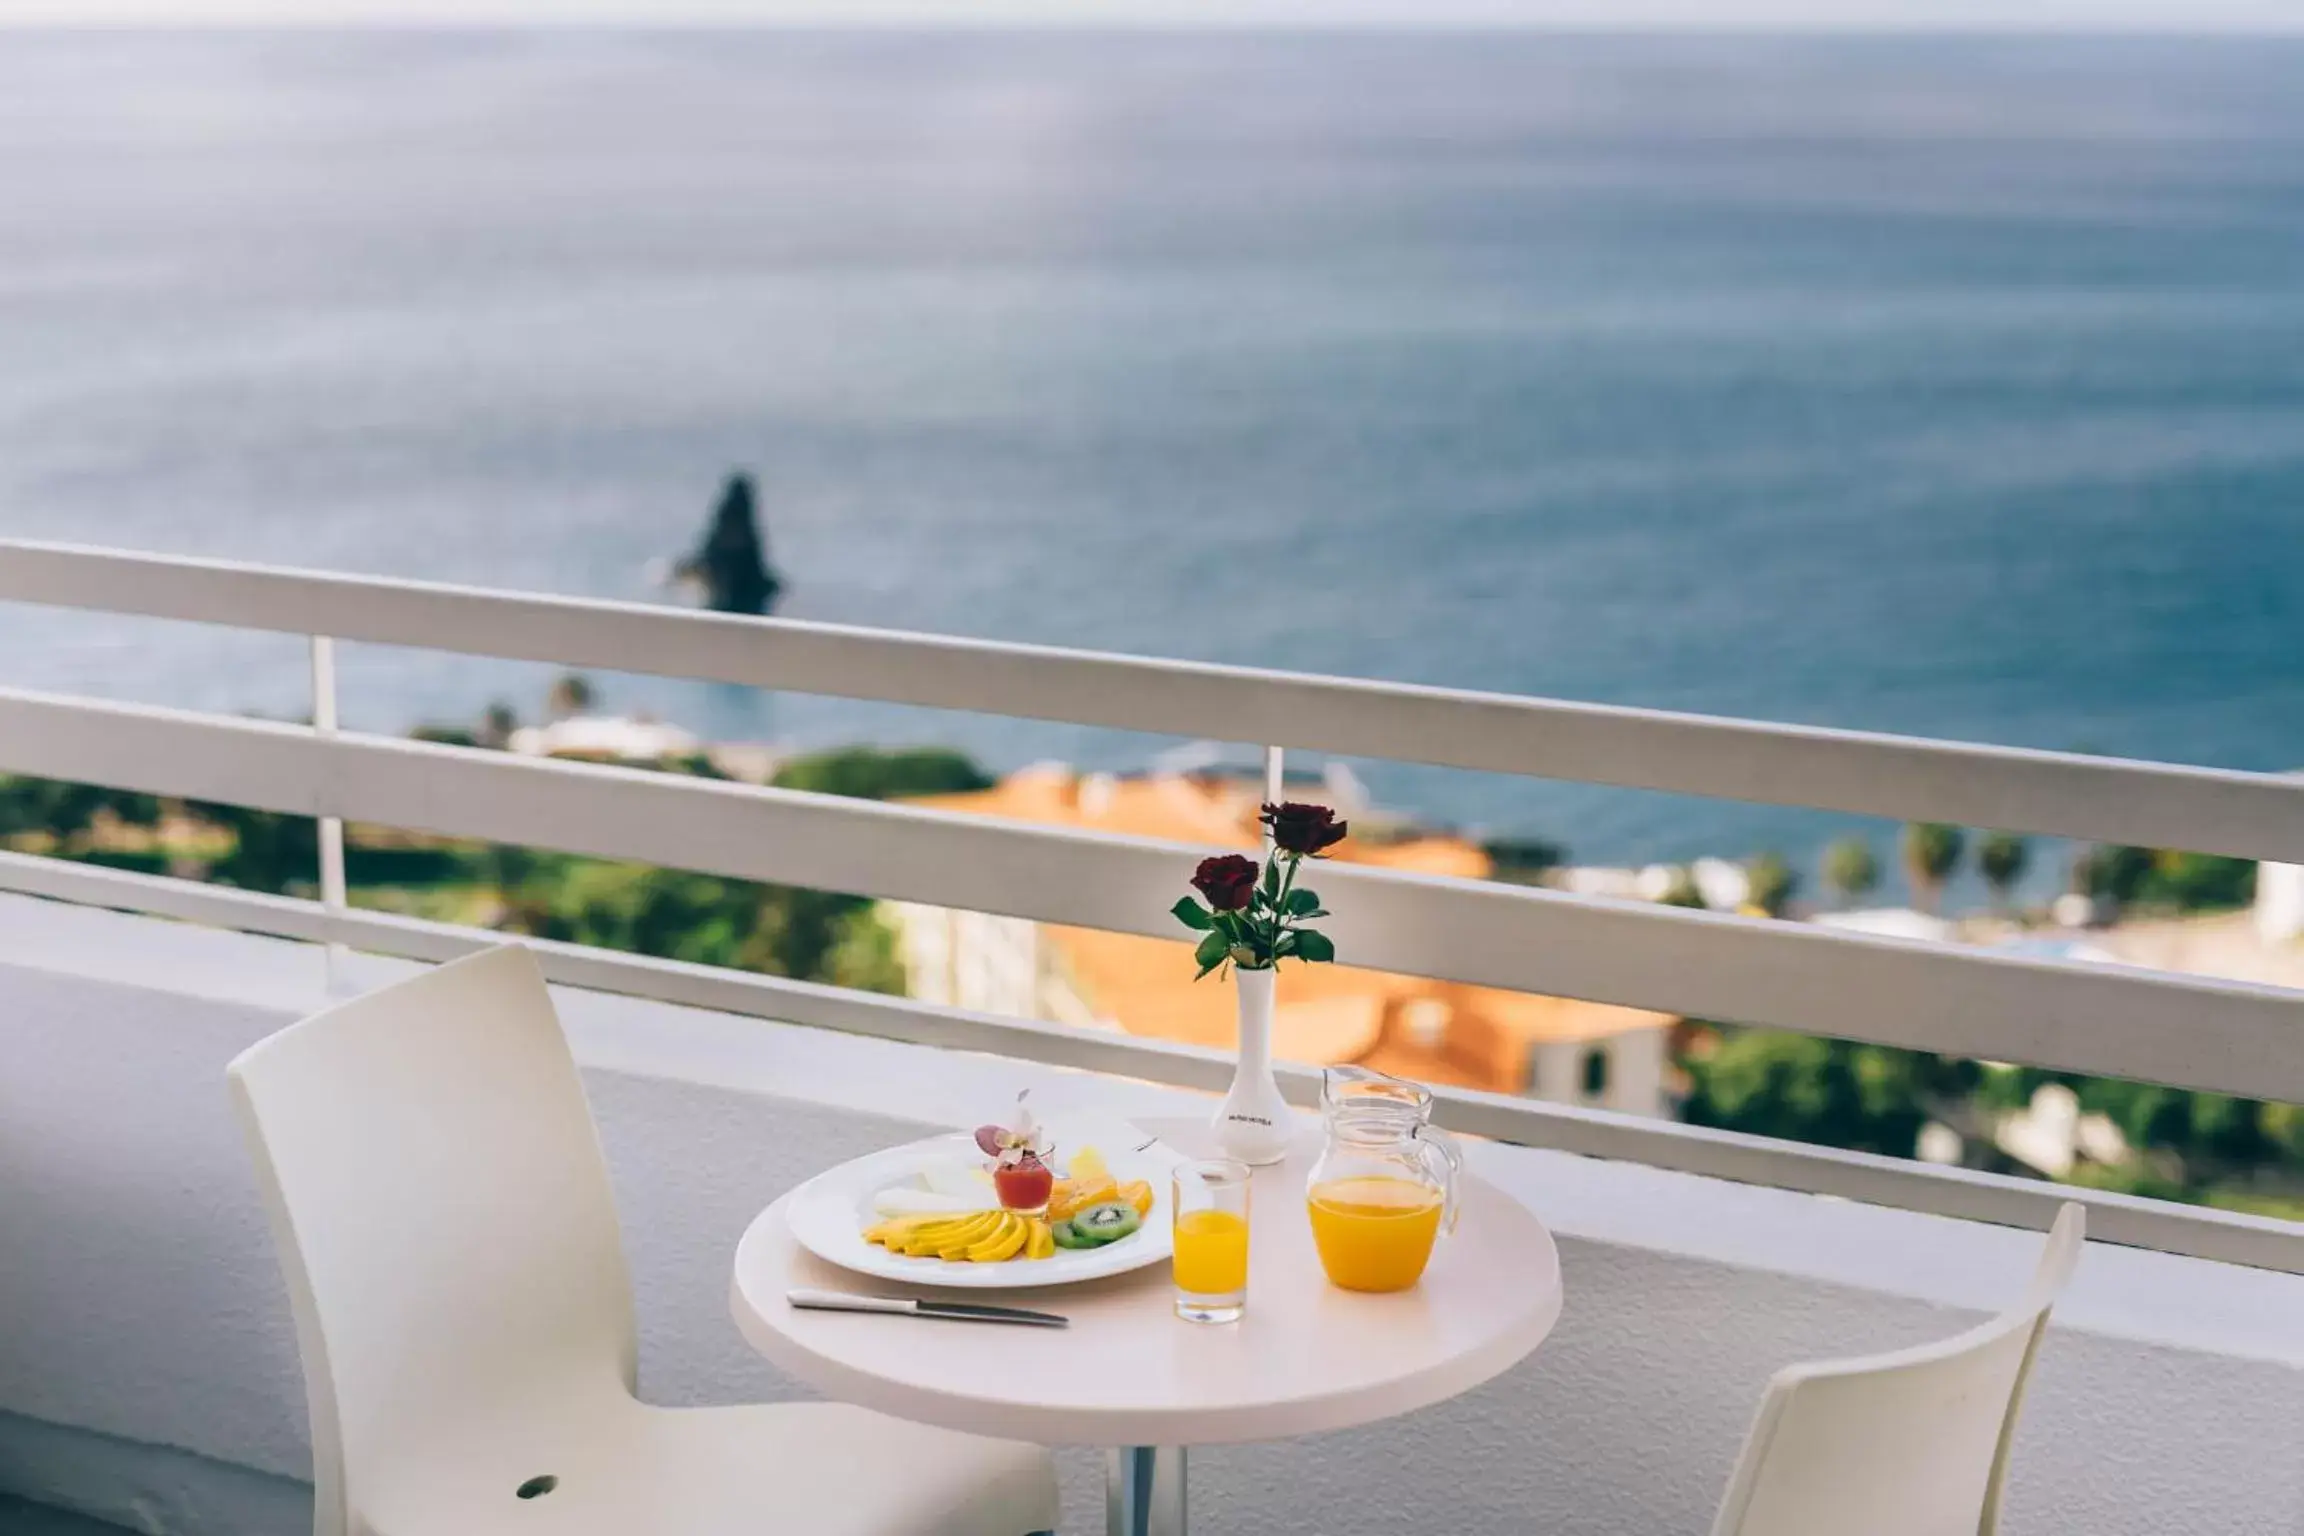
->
1415, 1123, 1464, 1235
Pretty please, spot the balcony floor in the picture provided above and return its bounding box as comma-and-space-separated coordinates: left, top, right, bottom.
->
4, 906, 2304, 1536
0, 1498, 118, 1536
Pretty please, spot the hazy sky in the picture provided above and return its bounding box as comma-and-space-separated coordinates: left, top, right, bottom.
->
2, 0, 2300, 27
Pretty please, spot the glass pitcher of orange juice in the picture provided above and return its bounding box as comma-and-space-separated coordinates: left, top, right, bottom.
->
1306, 1066, 1461, 1292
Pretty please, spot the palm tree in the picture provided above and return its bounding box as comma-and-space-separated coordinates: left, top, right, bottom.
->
479, 700, 519, 749
546, 672, 596, 721
1745, 851, 1798, 917
1657, 869, 1707, 909
1821, 836, 1879, 909
1978, 831, 2029, 916
1901, 822, 1965, 915
2075, 843, 2155, 924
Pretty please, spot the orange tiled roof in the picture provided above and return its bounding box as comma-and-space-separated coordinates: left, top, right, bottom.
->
906, 768, 1672, 1087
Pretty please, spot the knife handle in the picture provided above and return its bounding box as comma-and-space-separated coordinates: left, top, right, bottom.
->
787, 1288, 917, 1316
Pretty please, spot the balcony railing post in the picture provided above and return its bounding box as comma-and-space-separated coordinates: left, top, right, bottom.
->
310, 635, 349, 993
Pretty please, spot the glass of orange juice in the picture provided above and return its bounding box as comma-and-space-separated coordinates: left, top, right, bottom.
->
1171, 1159, 1251, 1324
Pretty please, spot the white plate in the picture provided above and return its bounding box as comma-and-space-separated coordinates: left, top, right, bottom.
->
786, 1130, 1181, 1290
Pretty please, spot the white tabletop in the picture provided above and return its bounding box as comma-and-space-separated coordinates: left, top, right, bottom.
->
731, 1116, 1563, 1448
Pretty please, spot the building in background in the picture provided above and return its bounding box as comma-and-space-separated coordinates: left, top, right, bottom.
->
888, 762, 1675, 1115
508, 714, 701, 763
2257, 860, 2304, 946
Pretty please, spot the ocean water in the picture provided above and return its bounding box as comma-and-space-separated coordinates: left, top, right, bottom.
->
2, 31, 2301, 876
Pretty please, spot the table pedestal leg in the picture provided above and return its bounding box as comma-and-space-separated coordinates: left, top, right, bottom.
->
1105, 1445, 1187, 1536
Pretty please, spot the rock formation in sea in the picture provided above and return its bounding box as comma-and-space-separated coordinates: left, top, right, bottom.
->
676, 472, 783, 615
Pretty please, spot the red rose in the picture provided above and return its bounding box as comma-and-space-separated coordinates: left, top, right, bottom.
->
1260, 801, 1347, 857
1191, 854, 1260, 911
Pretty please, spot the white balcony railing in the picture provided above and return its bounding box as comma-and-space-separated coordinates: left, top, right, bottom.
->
1, 538, 2300, 1272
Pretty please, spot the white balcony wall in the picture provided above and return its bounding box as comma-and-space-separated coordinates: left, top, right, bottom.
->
3, 898, 2302, 1536
1603, 1028, 1667, 1117
890, 901, 1050, 1021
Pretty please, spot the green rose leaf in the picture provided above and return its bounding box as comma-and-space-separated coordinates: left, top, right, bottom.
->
1262, 857, 1282, 898
1193, 930, 1229, 976
1284, 887, 1321, 916
1291, 929, 1336, 964
1171, 896, 1214, 931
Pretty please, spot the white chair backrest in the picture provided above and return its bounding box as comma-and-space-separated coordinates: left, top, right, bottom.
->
1708, 1203, 2084, 1536
228, 946, 636, 1536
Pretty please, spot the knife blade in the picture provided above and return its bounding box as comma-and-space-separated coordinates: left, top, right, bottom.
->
787, 1287, 1070, 1328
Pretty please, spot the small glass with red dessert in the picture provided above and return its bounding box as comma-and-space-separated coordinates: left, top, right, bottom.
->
976, 1092, 1056, 1215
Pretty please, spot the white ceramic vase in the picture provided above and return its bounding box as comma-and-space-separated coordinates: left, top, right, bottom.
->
1213, 965, 1292, 1165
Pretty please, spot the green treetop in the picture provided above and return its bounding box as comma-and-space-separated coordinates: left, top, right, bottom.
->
1978, 831, 2029, 914
1745, 851, 1798, 917
1901, 822, 1965, 914
1821, 836, 1879, 909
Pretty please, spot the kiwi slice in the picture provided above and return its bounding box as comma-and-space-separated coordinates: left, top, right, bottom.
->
1049, 1219, 1096, 1251
1071, 1201, 1143, 1246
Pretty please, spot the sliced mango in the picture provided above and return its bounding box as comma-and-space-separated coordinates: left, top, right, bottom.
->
863, 1204, 1059, 1262
879, 1216, 958, 1252
935, 1215, 1009, 1252
1117, 1180, 1155, 1218
933, 1210, 1009, 1260
967, 1214, 1029, 1263
902, 1211, 1002, 1257
864, 1213, 950, 1247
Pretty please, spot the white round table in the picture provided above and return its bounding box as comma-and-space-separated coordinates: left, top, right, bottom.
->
732, 1117, 1563, 1536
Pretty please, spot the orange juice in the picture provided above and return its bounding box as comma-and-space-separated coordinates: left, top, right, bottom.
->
1172, 1209, 1250, 1295
1308, 1176, 1444, 1292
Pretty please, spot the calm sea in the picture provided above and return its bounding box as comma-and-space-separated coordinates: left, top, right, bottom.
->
3, 31, 2301, 881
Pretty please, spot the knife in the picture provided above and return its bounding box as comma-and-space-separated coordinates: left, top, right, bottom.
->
787, 1287, 1070, 1328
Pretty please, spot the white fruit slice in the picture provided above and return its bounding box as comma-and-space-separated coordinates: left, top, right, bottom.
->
919, 1157, 985, 1199
872, 1187, 987, 1218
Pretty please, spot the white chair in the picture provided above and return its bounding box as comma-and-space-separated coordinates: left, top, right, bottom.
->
1708, 1203, 2086, 1536
229, 944, 1059, 1536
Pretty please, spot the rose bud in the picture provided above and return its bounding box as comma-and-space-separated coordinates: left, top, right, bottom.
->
1260, 801, 1348, 857
1191, 853, 1260, 912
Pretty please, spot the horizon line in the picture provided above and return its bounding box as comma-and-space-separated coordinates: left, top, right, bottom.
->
5, 7, 2304, 35
7, 20, 2304, 32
